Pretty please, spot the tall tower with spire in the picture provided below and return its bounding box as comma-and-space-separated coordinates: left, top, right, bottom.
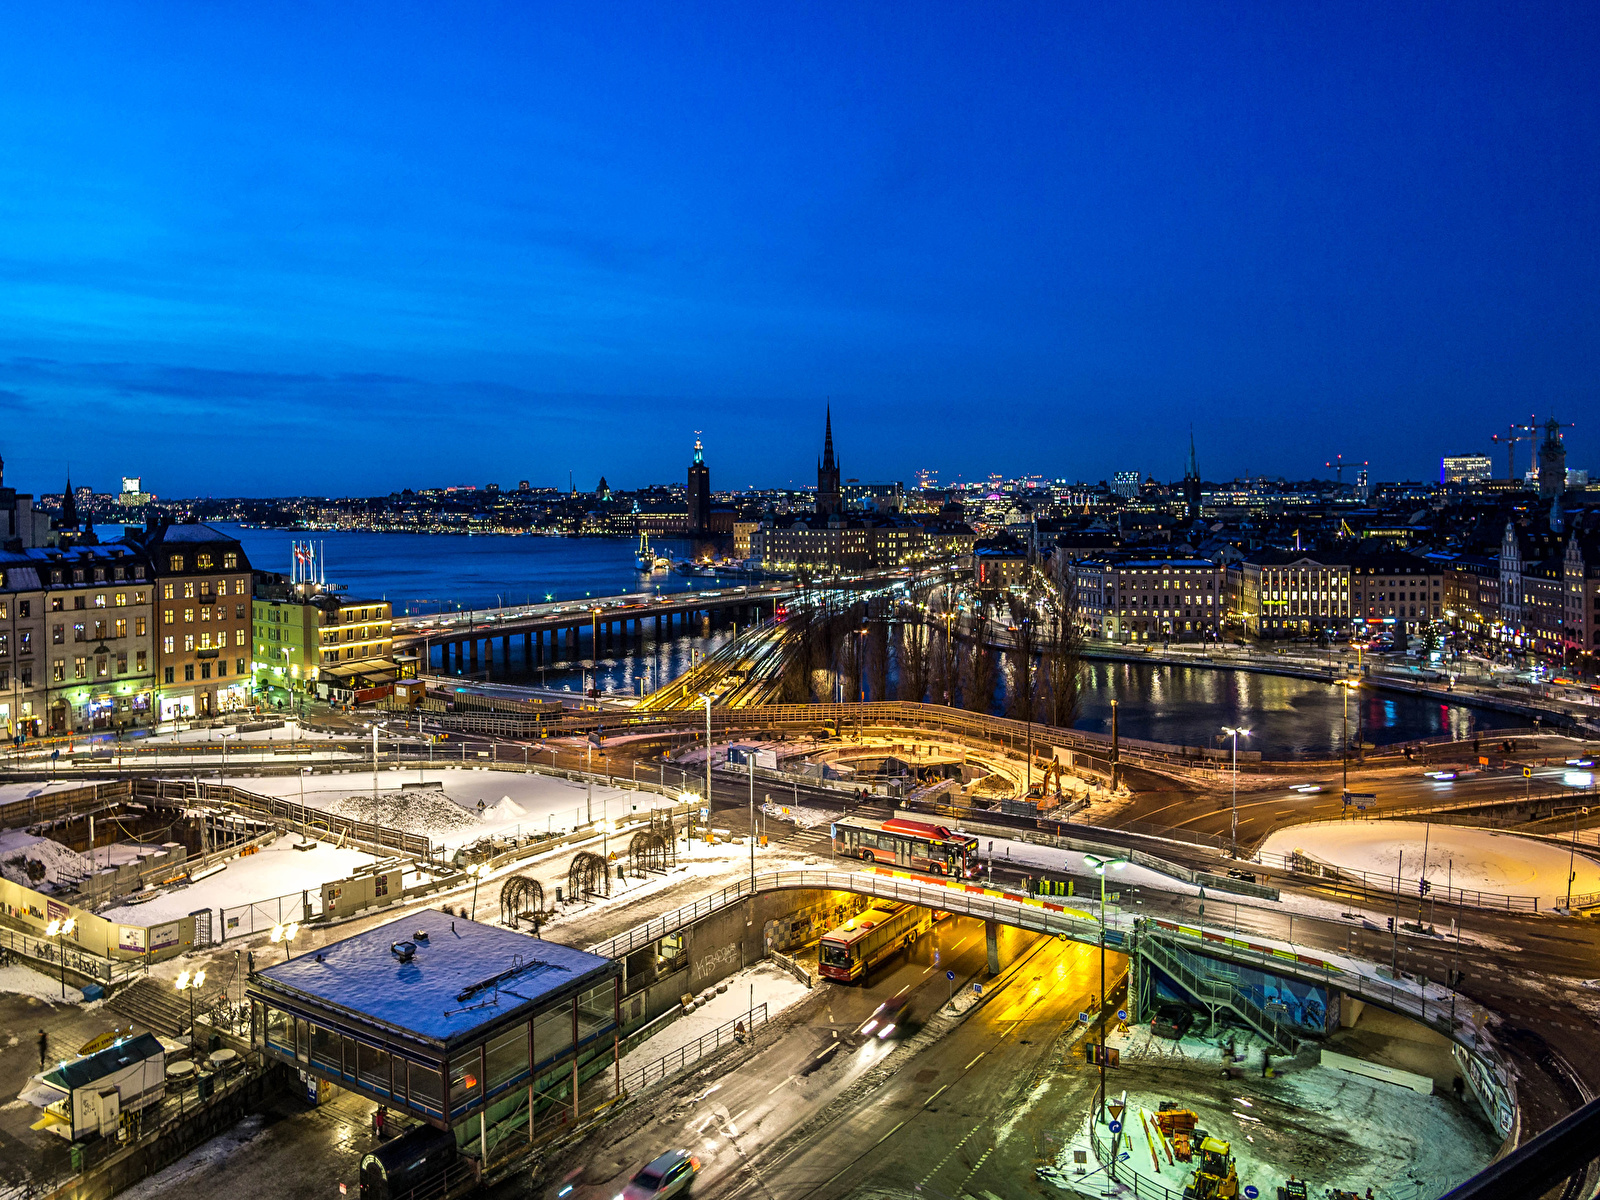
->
816, 407, 842, 519
1181, 428, 1201, 520
687, 434, 711, 537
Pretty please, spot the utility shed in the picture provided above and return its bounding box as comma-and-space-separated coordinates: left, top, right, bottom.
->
247, 908, 619, 1156
28, 1032, 166, 1141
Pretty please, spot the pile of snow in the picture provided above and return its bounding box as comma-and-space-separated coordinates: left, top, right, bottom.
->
319, 788, 482, 836
482, 795, 527, 821
1259, 821, 1600, 907
0, 831, 93, 892
0, 963, 84, 1004
761, 801, 833, 829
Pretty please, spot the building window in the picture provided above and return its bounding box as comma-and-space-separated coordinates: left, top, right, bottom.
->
183, 608, 194, 623
200, 662, 212, 679
17, 600, 26, 618
94, 593, 106, 608
235, 629, 246, 647
183, 582, 195, 599
162, 636, 174, 653
184, 664, 194, 681
236, 657, 246, 674
137, 651, 147, 672
73, 623, 85, 642
96, 656, 108, 678
163, 583, 174, 601
135, 617, 146, 636
18, 631, 28, 655
184, 634, 196, 651
115, 618, 127, 639
217, 659, 227, 676
74, 657, 87, 679
164, 666, 174, 684
115, 592, 126, 607
53, 660, 65, 683
196, 553, 213, 570
224, 553, 238, 569
169, 555, 184, 571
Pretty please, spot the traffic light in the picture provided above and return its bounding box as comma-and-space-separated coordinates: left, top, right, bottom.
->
1419, 878, 1432, 896
1387, 917, 1395, 933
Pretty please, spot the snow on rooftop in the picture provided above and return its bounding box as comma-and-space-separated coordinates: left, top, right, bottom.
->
253, 908, 615, 1045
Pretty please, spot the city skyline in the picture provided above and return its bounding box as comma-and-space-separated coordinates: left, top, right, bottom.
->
1, 4, 1596, 493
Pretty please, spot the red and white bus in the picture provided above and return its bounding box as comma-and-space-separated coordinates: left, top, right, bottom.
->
830, 815, 980, 879
818, 901, 934, 982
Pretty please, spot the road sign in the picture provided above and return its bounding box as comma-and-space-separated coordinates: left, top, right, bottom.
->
1524, 767, 1533, 778
1116, 1009, 1127, 1021
946, 970, 955, 981
972, 983, 983, 996
1078, 1011, 1091, 1024
1108, 1120, 1122, 1134
1244, 1188, 1259, 1199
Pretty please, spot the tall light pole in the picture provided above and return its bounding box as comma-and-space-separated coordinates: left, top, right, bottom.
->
45, 917, 77, 998
749, 753, 757, 889
1337, 678, 1360, 799
700, 693, 713, 844
175, 967, 206, 1056
270, 921, 299, 961
1083, 853, 1127, 1125
1222, 726, 1250, 859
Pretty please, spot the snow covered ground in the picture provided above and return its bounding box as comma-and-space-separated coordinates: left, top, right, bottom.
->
1259, 821, 1600, 907
617, 961, 812, 1079
0, 780, 109, 807
0, 830, 93, 891
98, 834, 383, 925
0, 963, 85, 1005
199, 768, 674, 849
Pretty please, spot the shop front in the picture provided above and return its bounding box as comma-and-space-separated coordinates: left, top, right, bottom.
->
159, 692, 195, 722
217, 683, 251, 712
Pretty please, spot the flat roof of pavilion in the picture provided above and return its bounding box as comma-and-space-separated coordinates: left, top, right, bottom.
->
251, 908, 614, 1048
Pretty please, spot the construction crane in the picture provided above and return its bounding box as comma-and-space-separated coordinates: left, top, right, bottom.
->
1323, 454, 1367, 487
1491, 418, 1538, 482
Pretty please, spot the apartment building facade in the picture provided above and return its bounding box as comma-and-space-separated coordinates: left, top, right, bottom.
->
1071, 556, 1226, 642
136, 523, 254, 719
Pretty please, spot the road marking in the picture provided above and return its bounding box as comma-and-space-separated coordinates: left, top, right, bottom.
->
955, 1148, 994, 1191
766, 1075, 797, 1095
919, 1125, 984, 1186
924, 1084, 949, 1106
815, 1043, 839, 1061
875, 1119, 906, 1144
965, 1052, 985, 1070
895, 983, 911, 996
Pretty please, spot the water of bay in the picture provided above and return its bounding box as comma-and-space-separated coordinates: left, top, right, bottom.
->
210, 525, 1518, 756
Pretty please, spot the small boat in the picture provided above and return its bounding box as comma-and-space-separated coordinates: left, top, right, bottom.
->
634, 531, 652, 571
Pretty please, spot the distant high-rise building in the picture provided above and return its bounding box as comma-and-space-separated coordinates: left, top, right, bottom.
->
1440, 453, 1492, 485
1355, 467, 1370, 502
1112, 471, 1140, 499
816, 408, 842, 518
687, 436, 711, 537
118, 475, 153, 507
1538, 417, 1568, 500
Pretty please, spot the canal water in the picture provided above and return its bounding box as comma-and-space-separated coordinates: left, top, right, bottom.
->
213, 525, 1519, 757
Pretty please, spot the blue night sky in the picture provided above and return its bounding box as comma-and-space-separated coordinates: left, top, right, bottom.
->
1, 3, 1596, 496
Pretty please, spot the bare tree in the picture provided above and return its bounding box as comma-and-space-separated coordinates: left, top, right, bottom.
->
928, 588, 960, 706
1005, 592, 1039, 722
1040, 557, 1084, 728
897, 601, 930, 702
962, 597, 997, 714
865, 598, 889, 702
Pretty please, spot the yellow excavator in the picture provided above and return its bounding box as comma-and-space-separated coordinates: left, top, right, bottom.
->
1181, 1136, 1240, 1200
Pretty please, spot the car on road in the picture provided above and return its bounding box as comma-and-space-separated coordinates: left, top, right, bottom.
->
857, 994, 911, 1040
620, 1151, 699, 1200
1151, 1003, 1194, 1040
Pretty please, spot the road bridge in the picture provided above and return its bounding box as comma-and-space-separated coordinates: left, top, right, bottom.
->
391, 585, 795, 679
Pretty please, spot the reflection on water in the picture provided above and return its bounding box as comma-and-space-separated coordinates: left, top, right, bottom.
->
1067, 661, 1518, 756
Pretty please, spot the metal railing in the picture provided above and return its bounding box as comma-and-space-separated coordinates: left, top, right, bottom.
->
0, 925, 143, 984
1252, 847, 1541, 912
619, 1004, 769, 1095
1139, 935, 1292, 1051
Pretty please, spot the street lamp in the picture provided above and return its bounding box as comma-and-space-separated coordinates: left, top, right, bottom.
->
700, 693, 713, 841
175, 967, 207, 1055
45, 917, 76, 998
1083, 853, 1127, 1125
1221, 726, 1250, 859
1336, 679, 1360, 800
467, 863, 484, 917
270, 921, 300, 961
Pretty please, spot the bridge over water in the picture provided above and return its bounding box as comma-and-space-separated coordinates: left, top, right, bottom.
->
391, 584, 795, 678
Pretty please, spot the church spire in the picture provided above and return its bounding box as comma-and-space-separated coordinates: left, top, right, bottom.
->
822, 404, 836, 471
60, 473, 78, 529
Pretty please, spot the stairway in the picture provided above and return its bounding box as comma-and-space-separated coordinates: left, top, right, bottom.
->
106, 978, 226, 1039
1139, 934, 1296, 1052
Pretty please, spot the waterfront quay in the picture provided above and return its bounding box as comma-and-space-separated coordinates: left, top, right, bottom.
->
394, 583, 794, 678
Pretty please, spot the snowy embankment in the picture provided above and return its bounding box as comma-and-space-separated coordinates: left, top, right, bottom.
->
616, 961, 811, 1079
1259, 821, 1600, 908
0, 963, 87, 1005
194, 767, 674, 850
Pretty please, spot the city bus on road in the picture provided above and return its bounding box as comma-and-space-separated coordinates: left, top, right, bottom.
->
831, 815, 980, 879
818, 901, 934, 982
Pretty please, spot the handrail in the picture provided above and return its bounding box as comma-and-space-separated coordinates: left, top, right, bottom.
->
619, 1004, 769, 1095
